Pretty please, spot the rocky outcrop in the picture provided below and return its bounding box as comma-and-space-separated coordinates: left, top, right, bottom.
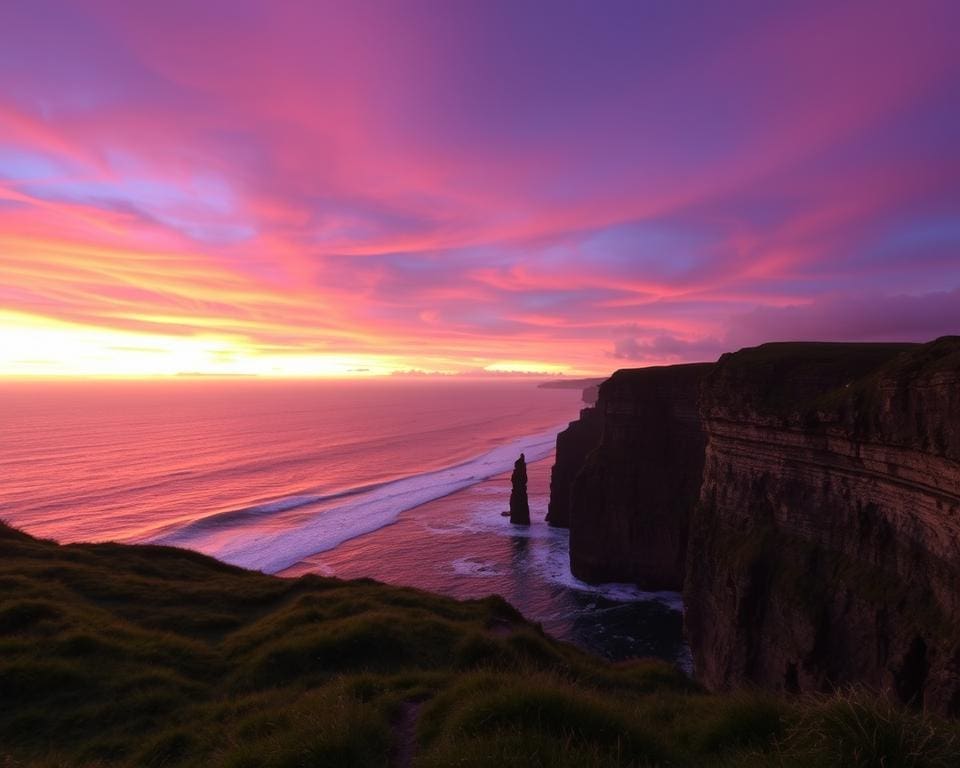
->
684, 338, 960, 713
509, 453, 530, 525
566, 363, 712, 589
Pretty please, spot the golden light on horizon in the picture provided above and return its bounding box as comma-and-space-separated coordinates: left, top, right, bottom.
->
0, 311, 406, 378
0, 311, 588, 379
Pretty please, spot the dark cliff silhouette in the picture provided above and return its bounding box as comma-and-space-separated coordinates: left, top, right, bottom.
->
509, 453, 530, 525
548, 337, 960, 714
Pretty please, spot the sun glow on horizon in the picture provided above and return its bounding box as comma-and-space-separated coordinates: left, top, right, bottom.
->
0, 311, 408, 378
0, 311, 592, 379
0, 1, 957, 378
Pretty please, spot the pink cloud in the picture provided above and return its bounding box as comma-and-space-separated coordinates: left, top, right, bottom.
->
0, 1, 958, 374
727, 289, 960, 347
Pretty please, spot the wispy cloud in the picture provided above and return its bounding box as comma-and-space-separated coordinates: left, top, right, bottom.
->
0, 0, 958, 375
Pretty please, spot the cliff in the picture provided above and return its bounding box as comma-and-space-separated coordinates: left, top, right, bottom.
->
549, 337, 960, 714
538, 377, 605, 405
546, 404, 603, 528
685, 337, 960, 713
565, 363, 712, 589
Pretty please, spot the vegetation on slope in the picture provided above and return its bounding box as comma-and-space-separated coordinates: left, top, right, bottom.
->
1, 522, 957, 767
704, 340, 916, 417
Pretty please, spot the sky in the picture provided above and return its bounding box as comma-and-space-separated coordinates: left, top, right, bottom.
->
1, 0, 958, 377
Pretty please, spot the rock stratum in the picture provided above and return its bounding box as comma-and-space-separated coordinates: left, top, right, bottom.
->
550, 337, 960, 713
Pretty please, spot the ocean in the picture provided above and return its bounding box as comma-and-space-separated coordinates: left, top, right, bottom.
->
0, 379, 688, 666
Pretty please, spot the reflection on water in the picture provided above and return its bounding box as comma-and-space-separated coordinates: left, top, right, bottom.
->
511, 533, 529, 564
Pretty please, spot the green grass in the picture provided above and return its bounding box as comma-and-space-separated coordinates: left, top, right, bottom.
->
1, 522, 957, 767
703, 337, 960, 438
706, 341, 918, 417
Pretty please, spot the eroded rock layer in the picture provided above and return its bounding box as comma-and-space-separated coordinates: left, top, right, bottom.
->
685, 338, 960, 713
567, 363, 712, 589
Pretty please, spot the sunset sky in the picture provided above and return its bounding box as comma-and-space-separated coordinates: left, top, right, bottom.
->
1, 0, 959, 377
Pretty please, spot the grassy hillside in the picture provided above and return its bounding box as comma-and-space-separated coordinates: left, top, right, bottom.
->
1, 522, 957, 767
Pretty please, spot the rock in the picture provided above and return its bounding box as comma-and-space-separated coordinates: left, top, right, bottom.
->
547, 337, 960, 714
509, 453, 530, 525
564, 363, 712, 589
546, 406, 603, 528
685, 338, 960, 713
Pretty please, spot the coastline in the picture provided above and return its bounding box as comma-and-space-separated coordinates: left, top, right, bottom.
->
282, 453, 690, 667
148, 423, 571, 574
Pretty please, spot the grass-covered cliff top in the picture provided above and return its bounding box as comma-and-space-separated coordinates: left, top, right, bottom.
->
601, 362, 715, 403
2, 522, 958, 768
700, 337, 960, 456
703, 341, 916, 417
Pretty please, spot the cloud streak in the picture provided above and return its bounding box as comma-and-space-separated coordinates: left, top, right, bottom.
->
0, 0, 958, 375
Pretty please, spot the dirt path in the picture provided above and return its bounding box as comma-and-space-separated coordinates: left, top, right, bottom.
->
390, 699, 424, 768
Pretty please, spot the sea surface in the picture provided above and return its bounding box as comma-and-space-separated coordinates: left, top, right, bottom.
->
0, 379, 688, 666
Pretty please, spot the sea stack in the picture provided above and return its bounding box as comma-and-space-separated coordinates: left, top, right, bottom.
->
509, 453, 530, 525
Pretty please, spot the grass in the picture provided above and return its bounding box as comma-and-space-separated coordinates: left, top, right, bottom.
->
1, 522, 957, 767
704, 341, 918, 418
703, 337, 960, 437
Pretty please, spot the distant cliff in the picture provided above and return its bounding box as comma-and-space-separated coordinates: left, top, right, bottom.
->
552, 363, 712, 589
538, 377, 605, 405
549, 337, 960, 713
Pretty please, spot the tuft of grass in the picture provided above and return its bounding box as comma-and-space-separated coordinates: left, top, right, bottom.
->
780, 688, 960, 768
674, 693, 787, 755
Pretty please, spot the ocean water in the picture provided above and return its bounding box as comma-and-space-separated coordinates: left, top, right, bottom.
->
0, 379, 688, 666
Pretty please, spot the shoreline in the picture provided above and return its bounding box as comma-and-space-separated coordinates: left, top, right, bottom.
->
280, 451, 689, 667
146, 423, 571, 574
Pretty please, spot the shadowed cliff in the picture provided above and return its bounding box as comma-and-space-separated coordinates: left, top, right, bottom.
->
565, 363, 712, 589
546, 405, 603, 528
549, 337, 960, 714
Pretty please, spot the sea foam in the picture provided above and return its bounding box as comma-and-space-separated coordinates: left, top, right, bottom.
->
152, 424, 565, 574
449, 503, 686, 611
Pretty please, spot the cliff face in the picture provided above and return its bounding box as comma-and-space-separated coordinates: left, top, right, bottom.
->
684, 338, 960, 713
549, 337, 960, 713
546, 405, 603, 528
566, 363, 712, 589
